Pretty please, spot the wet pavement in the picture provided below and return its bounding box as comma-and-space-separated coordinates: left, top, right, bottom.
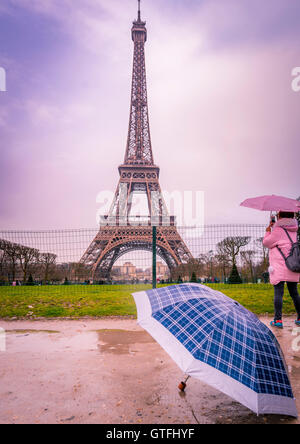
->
0, 316, 299, 424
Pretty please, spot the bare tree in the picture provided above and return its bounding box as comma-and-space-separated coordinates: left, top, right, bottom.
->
215, 252, 231, 281
199, 250, 215, 278
17, 245, 39, 282
171, 258, 204, 282
217, 236, 250, 283
49, 263, 68, 283
3, 240, 20, 281
0, 240, 8, 282
189, 258, 205, 281
217, 236, 251, 266
241, 250, 256, 283
39, 252, 57, 283
255, 237, 269, 271
296, 196, 300, 243
70, 262, 91, 282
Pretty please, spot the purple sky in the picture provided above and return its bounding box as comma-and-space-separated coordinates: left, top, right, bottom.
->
0, 0, 300, 230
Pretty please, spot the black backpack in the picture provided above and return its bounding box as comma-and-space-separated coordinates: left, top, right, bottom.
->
276, 228, 300, 273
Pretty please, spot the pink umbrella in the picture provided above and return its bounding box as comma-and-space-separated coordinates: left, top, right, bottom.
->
240, 195, 300, 212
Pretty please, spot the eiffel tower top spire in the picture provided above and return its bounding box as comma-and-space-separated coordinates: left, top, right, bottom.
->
122, 0, 155, 166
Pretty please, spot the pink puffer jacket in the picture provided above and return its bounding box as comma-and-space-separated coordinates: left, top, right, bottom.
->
263, 218, 300, 285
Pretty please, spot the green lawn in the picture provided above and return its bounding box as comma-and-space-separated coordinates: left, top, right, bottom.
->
0, 283, 298, 318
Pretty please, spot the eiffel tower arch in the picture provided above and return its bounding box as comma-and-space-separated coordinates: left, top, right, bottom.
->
81, 1, 193, 280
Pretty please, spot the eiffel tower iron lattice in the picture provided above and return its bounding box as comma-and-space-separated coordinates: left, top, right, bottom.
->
81, 2, 193, 280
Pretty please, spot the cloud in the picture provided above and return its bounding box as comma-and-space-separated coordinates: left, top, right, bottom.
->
0, 108, 8, 126
23, 99, 96, 127
8, 0, 132, 57
1, 0, 299, 229
189, 0, 300, 50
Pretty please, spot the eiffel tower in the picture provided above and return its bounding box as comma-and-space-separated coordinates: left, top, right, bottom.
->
81, 1, 193, 279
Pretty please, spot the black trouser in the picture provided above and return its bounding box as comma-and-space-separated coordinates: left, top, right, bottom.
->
274, 281, 300, 321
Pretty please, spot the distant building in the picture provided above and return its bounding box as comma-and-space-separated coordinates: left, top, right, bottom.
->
111, 261, 169, 282
121, 262, 136, 279
156, 262, 168, 280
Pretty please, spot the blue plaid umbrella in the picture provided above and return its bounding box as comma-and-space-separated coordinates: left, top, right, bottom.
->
133, 283, 297, 417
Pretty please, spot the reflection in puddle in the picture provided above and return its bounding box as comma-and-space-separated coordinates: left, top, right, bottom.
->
7, 330, 59, 335
5, 330, 98, 354
97, 329, 155, 355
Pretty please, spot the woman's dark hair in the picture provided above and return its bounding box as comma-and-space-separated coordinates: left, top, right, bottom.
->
278, 211, 295, 219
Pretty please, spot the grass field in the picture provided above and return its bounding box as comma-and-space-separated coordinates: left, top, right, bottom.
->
0, 283, 298, 318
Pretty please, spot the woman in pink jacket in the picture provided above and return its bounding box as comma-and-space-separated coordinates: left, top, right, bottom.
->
263, 211, 300, 328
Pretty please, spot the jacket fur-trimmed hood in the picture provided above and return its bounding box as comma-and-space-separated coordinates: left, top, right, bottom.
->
273, 218, 298, 232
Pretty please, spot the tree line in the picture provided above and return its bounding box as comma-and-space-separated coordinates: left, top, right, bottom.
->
0, 239, 91, 285
171, 235, 269, 284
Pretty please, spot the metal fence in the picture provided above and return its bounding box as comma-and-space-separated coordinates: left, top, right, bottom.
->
0, 224, 269, 289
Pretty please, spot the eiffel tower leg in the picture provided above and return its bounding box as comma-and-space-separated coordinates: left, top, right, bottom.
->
93, 246, 121, 280
81, 226, 193, 281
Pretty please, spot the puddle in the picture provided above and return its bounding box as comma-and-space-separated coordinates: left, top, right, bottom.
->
97, 329, 155, 355
7, 330, 60, 335
3, 328, 154, 355
5, 331, 98, 354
